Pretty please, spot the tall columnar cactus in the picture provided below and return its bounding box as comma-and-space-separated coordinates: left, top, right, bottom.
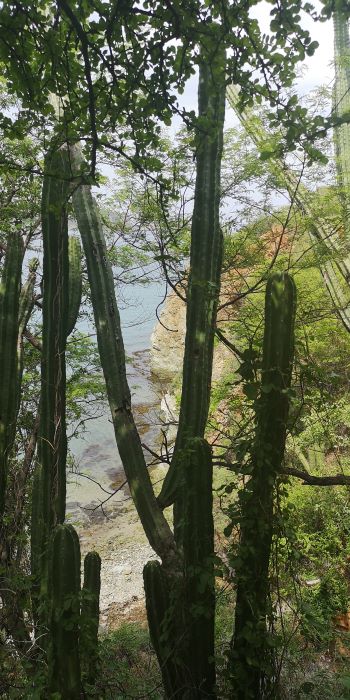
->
69, 33, 225, 696
182, 438, 215, 696
30, 236, 81, 632
49, 524, 81, 699
35, 519, 101, 695
143, 561, 187, 697
81, 550, 101, 685
70, 146, 178, 571
158, 39, 226, 511
31, 230, 80, 555
0, 232, 24, 520
226, 84, 350, 334
230, 272, 296, 698
30, 144, 73, 638
66, 235, 82, 337
144, 442, 215, 698
333, 1, 350, 239
39, 145, 70, 535
17, 258, 39, 404
143, 41, 225, 699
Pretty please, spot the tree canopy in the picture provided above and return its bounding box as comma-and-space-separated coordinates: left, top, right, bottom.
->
0, 0, 337, 176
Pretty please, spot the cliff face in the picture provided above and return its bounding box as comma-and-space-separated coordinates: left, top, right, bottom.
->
150, 290, 186, 379
150, 287, 234, 383
150, 225, 292, 382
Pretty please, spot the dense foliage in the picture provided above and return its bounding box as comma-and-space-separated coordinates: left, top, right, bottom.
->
1, 1, 350, 699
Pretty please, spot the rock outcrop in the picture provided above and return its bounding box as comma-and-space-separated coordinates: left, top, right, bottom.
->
150, 290, 186, 379
150, 286, 236, 383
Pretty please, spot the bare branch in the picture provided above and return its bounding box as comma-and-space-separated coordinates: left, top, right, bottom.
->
23, 329, 42, 352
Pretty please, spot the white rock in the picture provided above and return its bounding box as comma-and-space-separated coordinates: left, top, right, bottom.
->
160, 392, 178, 423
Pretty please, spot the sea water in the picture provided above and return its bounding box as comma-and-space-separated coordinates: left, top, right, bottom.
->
66, 277, 166, 523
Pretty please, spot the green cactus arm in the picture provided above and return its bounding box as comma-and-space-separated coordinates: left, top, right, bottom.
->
81, 551, 101, 684
17, 258, 39, 413
39, 146, 70, 535
144, 441, 216, 697
66, 236, 82, 336
18, 258, 38, 336
231, 272, 296, 697
48, 523, 81, 699
0, 231, 24, 519
143, 560, 187, 696
182, 438, 216, 696
82, 551, 101, 613
261, 272, 296, 391
333, 2, 350, 238
158, 43, 226, 509
144, 442, 216, 697
30, 462, 44, 627
70, 147, 178, 571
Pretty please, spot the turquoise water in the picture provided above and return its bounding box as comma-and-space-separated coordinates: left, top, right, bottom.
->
121, 278, 165, 354
67, 278, 166, 519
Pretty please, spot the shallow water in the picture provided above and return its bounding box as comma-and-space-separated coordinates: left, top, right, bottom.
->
66, 279, 167, 524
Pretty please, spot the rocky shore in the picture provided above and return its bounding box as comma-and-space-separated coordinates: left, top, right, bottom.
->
77, 470, 166, 631
70, 286, 235, 633
67, 460, 169, 632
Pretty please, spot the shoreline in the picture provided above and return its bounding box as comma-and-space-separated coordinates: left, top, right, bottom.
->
69, 285, 233, 632
78, 466, 168, 631
67, 344, 171, 631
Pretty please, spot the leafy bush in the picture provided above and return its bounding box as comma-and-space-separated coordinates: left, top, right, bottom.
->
95, 623, 162, 699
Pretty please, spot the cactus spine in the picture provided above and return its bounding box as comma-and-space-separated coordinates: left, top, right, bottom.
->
49, 524, 81, 698
81, 550, 101, 684
231, 272, 296, 698
0, 232, 24, 519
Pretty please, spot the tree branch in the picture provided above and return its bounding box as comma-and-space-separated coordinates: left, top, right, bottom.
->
215, 327, 244, 359
282, 466, 350, 486
23, 329, 42, 352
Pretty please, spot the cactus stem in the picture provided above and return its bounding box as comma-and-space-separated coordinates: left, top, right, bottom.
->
159, 40, 226, 510
230, 272, 296, 698
0, 232, 24, 520
70, 145, 178, 571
